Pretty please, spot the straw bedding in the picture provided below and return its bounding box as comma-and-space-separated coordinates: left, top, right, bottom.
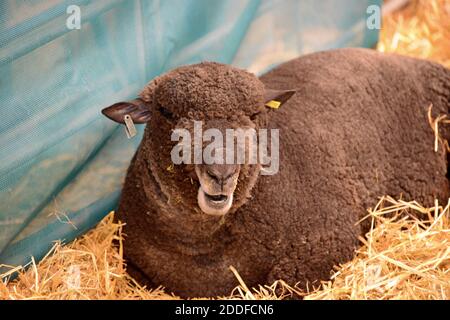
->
1, 0, 449, 300
378, 0, 450, 68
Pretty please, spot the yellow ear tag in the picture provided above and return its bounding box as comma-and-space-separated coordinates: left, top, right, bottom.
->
265, 100, 281, 109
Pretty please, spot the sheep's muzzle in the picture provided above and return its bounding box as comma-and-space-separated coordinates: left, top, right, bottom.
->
197, 189, 233, 216
195, 163, 239, 216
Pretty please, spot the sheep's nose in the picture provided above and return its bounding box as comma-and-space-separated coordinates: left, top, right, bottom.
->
206, 164, 238, 184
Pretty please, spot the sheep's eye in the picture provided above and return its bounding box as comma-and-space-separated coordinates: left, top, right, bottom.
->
250, 111, 261, 121
159, 106, 173, 119
206, 170, 217, 180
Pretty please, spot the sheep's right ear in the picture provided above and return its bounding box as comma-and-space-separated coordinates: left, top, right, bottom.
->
264, 89, 296, 109
101, 98, 151, 124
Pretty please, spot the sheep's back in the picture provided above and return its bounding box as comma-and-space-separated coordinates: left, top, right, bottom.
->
261, 47, 450, 211
242, 48, 450, 283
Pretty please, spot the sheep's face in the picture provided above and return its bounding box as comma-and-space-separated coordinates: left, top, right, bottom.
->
171, 118, 257, 217
102, 62, 295, 218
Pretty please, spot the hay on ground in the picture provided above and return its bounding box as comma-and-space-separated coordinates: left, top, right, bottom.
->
378, 0, 450, 68
1, 196, 449, 300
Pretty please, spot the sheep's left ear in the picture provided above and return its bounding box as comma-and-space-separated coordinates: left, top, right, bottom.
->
264, 89, 296, 109
101, 98, 151, 124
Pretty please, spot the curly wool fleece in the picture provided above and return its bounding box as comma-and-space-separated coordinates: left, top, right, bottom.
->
114, 48, 450, 298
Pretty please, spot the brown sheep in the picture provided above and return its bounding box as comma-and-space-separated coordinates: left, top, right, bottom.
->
102, 48, 450, 298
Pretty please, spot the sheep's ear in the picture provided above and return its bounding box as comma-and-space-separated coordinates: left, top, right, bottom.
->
264, 89, 296, 109
101, 98, 151, 124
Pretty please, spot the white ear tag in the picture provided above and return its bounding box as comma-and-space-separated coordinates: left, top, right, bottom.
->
124, 114, 137, 139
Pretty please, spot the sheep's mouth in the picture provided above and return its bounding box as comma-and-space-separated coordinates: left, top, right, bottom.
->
204, 193, 228, 203
197, 187, 233, 216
